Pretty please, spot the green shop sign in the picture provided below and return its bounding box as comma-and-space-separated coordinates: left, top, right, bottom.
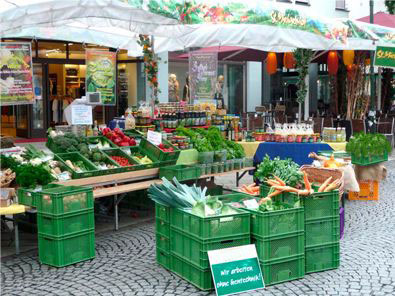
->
374, 46, 395, 68
208, 245, 264, 296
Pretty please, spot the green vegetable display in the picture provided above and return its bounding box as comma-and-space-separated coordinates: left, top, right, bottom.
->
48, 132, 89, 153
15, 164, 54, 189
346, 132, 392, 158
255, 155, 303, 188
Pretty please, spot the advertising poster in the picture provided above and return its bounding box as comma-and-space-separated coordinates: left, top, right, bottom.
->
189, 51, 218, 102
0, 42, 34, 106
86, 49, 116, 105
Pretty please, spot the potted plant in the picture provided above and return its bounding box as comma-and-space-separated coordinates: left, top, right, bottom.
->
346, 132, 391, 165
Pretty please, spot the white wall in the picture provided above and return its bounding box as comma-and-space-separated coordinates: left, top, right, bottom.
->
247, 62, 262, 112
348, 0, 386, 19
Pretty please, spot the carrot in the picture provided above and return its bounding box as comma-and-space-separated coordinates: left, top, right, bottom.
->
296, 189, 313, 196
273, 176, 286, 186
303, 172, 311, 191
266, 180, 280, 186
251, 186, 260, 192
272, 185, 299, 193
324, 179, 340, 192
318, 177, 332, 192
247, 183, 256, 189
258, 197, 271, 205
267, 190, 283, 198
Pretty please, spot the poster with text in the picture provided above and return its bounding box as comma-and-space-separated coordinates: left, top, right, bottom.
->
189, 51, 218, 102
86, 49, 116, 105
0, 42, 34, 106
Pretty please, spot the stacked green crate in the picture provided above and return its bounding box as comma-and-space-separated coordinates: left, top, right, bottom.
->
155, 203, 171, 270
246, 202, 305, 286
37, 185, 95, 267
303, 190, 340, 273
169, 207, 251, 291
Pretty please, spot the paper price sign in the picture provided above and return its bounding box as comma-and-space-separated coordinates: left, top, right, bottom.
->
208, 245, 264, 296
71, 104, 93, 125
147, 130, 162, 146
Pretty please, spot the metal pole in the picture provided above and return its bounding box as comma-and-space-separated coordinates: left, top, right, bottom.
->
370, 0, 376, 111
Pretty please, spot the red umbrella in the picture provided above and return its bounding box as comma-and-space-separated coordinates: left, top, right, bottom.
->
357, 11, 395, 28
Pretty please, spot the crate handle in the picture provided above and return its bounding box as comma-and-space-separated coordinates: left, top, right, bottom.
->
220, 239, 235, 244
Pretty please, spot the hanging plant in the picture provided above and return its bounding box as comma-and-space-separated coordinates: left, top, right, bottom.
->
293, 49, 314, 104
138, 35, 160, 104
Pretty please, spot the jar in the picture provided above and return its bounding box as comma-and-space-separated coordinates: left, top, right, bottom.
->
205, 163, 212, 175
287, 134, 295, 143
211, 163, 218, 174
217, 162, 224, 173
296, 135, 303, 143
228, 159, 234, 171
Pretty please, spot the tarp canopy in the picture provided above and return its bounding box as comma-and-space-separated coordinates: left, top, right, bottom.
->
358, 12, 395, 28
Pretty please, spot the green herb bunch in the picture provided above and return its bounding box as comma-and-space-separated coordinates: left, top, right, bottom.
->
346, 132, 392, 158
255, 155, 303, 187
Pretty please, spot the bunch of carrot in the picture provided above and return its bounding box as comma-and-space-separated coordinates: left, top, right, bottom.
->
239, 183, 260, 196
259, 172, 340, 205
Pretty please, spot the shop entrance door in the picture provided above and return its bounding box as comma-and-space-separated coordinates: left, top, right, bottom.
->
16, 63, 48, 138
227, 64, 245, 114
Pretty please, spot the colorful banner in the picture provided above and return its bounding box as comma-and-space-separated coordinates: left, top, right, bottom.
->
374, 46, 395, 68
86, 49, 116, 105
189, 51, 218, 101
0, 42, 34, 106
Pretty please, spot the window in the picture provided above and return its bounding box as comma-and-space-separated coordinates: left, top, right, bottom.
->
277, 0, 292, 2
336, 0, 347, 10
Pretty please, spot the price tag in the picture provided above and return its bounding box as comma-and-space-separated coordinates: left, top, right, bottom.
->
208, 245, 264, 296
147, 130, 162, 146
71, 104, 93, 125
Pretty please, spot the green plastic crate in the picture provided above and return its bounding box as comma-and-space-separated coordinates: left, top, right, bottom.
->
197, 151, 214, 164
37, 209, 94, 237
206, 186, 224, 196
38, 229, 95, 267
318, 150, 350, 158
129, 146, 160, 169
170, 253, 213, 291
217, 193, 256, 204
351, 151, 388, 166
259, 185, 298, 205
37, 186, 94, 215
305, 242, 340, 274
157, 247, 171, 270
159, 165, 201, 182
89, 149, 123, 176
302, 190, 339, 221
260, 255, 305, 286
102, 148, 143, 172
246, 204, 304, 239
170, 228, 250, 269
140, 138, 180, 164
55, 152, 98, 179
156, 234, 170, 252
305, 217, 340, 248
252, 232, 305, 262
155, 202, 170, 223
18, 184, 64, 207
156, 218, 170, 237
170, 207, 250, 240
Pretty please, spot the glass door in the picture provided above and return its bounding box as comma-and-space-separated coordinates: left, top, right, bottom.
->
227, 64, 244, 114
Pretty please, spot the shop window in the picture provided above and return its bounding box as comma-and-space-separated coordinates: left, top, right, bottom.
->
38, 41, 66, 58
68, 43, 85, 59
118, 49, 138, 61
117, 63, 139, 115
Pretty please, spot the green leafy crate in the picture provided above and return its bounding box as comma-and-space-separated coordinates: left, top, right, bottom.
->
259, 185, 297, 205
170, 207, 250, 240
305, 242, 340, 274
129, 146, 160, 169
37, 209, 94, 237
87, 136, 117, 149
156, 218, 170, 237
300, 189, 339, 221
252, 232, 305, 262
197, 151, 214, 164
170, 253, 213, 291
124, 128, 144, 138
260, 255, 305, 286
206, 185, 223, 196
140, 138, 180, 164
159, 165, 201, 182
37, 186, 94, 215
155, 202, 170, 223
170, 227, 250, 269
217, 192, 257, 204
18, 184, 64, 208
102, 148, 143, 172
318, 150, 351, 158
38, 229, 95, 267
214, 150, 227, 162
351, 152, 388, 166
305, 216, 340, 248
157, 247, 171, 270
245, 204, 304, 239
54, 152, 98, 179
90, 150, 124, 176
156, 233, 170, 252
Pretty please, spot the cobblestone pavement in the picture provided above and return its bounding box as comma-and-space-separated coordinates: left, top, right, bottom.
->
2, 163, 395, 296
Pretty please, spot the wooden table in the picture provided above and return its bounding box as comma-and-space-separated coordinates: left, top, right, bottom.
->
57, 167, 254, 230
